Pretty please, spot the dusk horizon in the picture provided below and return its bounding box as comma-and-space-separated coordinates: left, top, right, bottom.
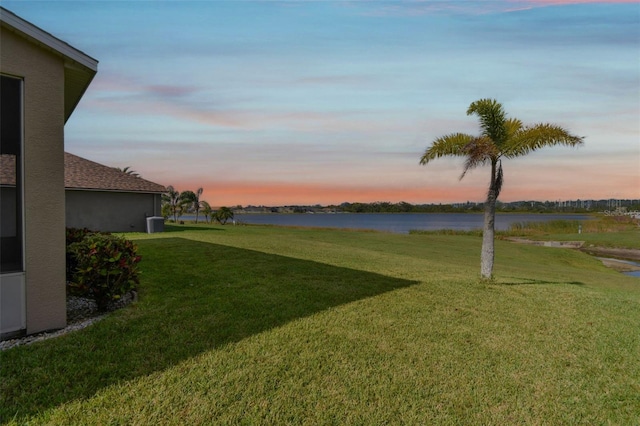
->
4, 0, 638, 207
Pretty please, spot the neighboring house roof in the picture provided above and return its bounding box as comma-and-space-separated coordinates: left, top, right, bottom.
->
65, 153, 166, 193
0, 6, 98, 122
0, 153, 166, 194
0, 154, 16, 186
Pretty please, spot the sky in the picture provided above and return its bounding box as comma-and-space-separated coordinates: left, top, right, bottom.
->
4, 0, 639, 206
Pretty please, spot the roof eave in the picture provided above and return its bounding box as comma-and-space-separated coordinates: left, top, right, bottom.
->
64, 62, 97, 123
0, 7, 98, 121
0, 7, 98, 70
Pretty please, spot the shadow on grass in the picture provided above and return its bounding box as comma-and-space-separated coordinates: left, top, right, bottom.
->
0, 238, 418, 422
497, 278, 585, 286
163, 223, 225, 233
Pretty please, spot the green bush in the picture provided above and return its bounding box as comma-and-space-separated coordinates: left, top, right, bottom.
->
67, 233, 141, 311
66, 227, 99, 281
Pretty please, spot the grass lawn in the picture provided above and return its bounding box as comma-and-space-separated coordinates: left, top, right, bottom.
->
1, 224, 639, 424
501, 216, 640, 249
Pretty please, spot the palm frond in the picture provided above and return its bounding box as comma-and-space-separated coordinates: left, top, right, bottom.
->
460, 137, 498, 179
504, 118, 523, 140
502, 123, 584, 158
419, 133, 475, 165
466, 98, 507, 145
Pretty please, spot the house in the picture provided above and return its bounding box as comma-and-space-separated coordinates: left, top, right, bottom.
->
64, 152, 166, 233
1, 7, 98, 339
2, 152, 167, 234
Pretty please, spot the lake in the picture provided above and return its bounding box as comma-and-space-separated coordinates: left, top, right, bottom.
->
219, 212, 592, 234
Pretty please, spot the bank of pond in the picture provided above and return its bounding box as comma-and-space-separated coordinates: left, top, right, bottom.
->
179, 212, 594, 234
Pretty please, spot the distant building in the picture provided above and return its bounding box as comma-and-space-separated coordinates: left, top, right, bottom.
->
64, 152, 166, 233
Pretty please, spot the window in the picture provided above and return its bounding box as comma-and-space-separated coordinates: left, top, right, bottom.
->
1, 75, 23, 273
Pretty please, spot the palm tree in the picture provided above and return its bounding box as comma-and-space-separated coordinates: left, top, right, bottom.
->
420, 99, 583, 279
193, 187, 204, 223
162, 186, 181, 222
201, 201, 213, 224
117, 166, 140, 177
179, 190, 197, 214
200, 201, 213, 223
215, 206, 234, 225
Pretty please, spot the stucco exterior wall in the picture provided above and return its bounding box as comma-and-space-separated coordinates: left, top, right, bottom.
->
66, 190, 161, 233
1, 29, 67, 334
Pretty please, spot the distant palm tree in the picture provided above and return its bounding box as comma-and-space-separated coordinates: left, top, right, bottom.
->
179, 190, 197, 220
117, 166, 139, 177
201, 201, 213, 224
215, 206, 234, 225
193, 187, 204, 223
420, 99, 583, 279
162, 186, 182, 222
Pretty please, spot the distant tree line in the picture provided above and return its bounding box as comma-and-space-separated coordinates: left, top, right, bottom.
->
255, 199, 640, 215
161, 186, 234, 224
339, 201, 483, 213
341, 201, 640, 214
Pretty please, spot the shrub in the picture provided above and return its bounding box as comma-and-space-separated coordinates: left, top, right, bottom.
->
67, 233, 141, 311
65, 227, 96, 245
66, 227, 101, 282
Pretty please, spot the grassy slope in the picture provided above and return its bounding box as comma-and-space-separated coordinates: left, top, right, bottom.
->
502, 216, 640, 249
1, 225, 639, 424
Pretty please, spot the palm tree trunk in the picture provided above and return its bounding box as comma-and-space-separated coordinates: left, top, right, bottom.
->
480, 161, 498, 279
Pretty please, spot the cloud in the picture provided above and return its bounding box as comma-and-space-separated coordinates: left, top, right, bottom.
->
174, 179, 473, 207
517, 0, 638, 6
82, 72, 418, 135
294, 74, 376, 87
350, 0, 638, 16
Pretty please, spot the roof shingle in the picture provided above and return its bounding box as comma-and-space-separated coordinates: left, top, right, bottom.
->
64, 153, 166, 193
1, 153, 166, 193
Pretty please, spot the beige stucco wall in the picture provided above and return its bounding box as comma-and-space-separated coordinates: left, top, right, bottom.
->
1, 28, 67, 334
66, 191, 161, 233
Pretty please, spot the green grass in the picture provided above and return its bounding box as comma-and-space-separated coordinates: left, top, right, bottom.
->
503, 216, 640, 249
1, 224, 639, 424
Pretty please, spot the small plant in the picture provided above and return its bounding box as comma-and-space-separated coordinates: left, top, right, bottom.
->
67, 233, 141, 311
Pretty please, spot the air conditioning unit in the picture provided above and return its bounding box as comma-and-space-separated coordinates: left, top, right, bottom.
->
146, 216, 164, 233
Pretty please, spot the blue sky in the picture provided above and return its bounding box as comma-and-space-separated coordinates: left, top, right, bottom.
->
4, 0, 639, 206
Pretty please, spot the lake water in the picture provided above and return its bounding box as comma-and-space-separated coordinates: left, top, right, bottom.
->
225, 212, 592, 234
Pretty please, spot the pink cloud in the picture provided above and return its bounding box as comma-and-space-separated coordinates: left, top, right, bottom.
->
85, 74, 410, 134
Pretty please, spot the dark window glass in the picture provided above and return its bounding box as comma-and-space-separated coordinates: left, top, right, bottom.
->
1, 75, 23, 272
